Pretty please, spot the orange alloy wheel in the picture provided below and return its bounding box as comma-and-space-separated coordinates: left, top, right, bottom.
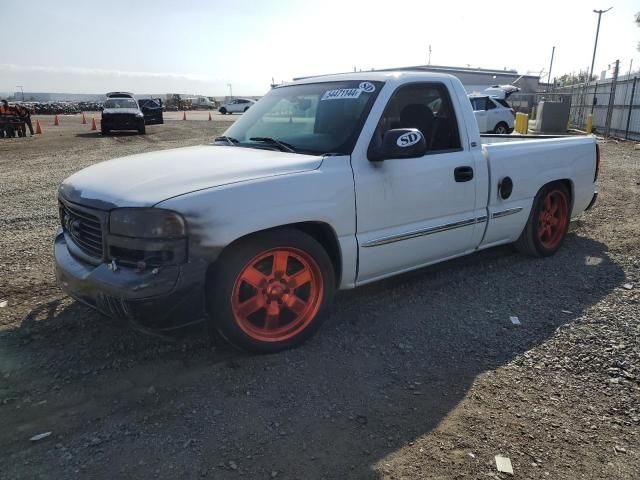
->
230, 248, 324, 343
537, 189, 569, 250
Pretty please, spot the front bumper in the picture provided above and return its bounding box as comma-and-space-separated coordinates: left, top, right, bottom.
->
54, 228, 207, 328
101, 115, 144, 131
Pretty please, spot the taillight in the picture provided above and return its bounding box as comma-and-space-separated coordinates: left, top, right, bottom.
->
594, 143, 600, 182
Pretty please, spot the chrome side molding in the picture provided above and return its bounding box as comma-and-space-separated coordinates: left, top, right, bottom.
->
362, 216, 487, 248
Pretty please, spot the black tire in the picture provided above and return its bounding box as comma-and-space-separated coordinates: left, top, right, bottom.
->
494, 122, 509, 134
138, 123, 146, 135
515, 182, 571, 257
219, 107, 227, 115
207, 228, 335, 353
101, 126, 109, 135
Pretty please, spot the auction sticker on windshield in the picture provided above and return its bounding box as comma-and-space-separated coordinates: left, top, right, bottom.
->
321, 88, 363, 101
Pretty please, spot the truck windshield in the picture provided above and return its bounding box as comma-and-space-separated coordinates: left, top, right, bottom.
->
219, 80, 383, 155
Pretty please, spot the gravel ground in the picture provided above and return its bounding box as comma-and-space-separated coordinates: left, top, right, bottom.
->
0, 121, 638, 479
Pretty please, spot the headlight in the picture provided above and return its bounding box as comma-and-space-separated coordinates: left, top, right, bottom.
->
136, 113, 144, 117
109, 208, 186, 239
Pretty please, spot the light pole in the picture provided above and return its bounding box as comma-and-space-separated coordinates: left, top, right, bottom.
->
227, 83, 233, 100
547, 46, 555, 88
589, 7, 613, 84
16, 85, 24, 101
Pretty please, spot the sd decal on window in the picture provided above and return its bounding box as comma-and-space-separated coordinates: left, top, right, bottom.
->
396, 131, 422, 147
358, 82, 375, 93
321, 88, 363, 101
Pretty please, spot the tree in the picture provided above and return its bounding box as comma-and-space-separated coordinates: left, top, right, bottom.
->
636, 12, 640, 51
557, 72, 597, 86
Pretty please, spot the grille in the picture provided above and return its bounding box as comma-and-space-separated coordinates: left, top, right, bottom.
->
59, 201, 104, 258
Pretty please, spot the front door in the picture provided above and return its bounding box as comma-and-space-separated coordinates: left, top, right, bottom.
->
352, 81, 482, 283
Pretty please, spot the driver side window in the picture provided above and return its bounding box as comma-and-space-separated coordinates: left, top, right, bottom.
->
373, 82, 461, 154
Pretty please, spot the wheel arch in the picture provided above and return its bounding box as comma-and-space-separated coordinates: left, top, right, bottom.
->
553, 178, 575, 215
209, 221, 343, 287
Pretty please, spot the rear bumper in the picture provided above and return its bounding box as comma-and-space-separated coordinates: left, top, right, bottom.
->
54, 229, 207, 328
585, 191, 598, 211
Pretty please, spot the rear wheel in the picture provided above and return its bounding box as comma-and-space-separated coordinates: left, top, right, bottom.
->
515, 182, 570, 256
219, 107, 227, 115
208, 229, 335, 353
494, 122, 509, 134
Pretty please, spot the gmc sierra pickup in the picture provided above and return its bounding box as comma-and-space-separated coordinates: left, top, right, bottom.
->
55, 71, 599, 352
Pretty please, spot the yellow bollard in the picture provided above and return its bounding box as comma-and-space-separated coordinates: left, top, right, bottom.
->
514, 113, 520, 133
516, 113, 524, 134
586, 114, 593, 134
522, 114, 529, 135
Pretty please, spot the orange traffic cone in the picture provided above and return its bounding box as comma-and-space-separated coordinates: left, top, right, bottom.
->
82, 112, 87, 124
91, 117, 97, 131
183, 111, 187, 121
54, 115, 60, 126
35, 120, 42, 134
208, 112, 212, 121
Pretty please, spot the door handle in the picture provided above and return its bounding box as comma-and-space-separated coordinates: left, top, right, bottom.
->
454, 166, 474, 182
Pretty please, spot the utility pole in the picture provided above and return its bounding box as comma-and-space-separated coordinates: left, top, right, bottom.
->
589, 7, 613, 84
428, 45, 432, 65
547, 46, 555, 88
226, 83, 233, 100
16, 85, 24, 101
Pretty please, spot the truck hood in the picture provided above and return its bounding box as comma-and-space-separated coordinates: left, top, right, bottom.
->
59, 145, 324, 209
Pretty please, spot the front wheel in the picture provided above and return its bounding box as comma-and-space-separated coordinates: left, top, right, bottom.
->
515, 183, 571, 257
208, 229, 335, 353
494, 122, 509, 134
219, 107, 227, 115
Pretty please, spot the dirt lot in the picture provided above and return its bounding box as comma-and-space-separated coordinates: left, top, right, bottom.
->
0, 119, 639, 479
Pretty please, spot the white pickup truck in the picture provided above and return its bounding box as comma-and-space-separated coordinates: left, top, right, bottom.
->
55, 71, 599, 352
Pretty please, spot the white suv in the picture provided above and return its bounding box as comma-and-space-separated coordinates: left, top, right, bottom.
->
469, 95, 514, 134
218, 98, 256, 115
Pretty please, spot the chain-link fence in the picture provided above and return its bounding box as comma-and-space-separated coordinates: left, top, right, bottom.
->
551, 62, 640, 140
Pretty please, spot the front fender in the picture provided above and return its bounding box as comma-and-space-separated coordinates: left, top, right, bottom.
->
156, 159, 358, 288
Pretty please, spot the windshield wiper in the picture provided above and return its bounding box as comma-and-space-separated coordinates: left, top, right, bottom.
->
214, 135, 239, 146
249, 137, 297, 153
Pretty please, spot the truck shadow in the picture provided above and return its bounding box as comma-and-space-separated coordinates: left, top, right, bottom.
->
0, 234, 625, 479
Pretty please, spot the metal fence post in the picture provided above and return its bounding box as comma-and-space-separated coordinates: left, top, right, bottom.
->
625, 77, 637, 140
604, 60, 619, 137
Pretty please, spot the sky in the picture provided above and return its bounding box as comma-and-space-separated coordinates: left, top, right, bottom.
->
1, 0, 638, 97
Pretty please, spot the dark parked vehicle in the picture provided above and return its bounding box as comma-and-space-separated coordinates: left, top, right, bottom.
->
101, 93, 145, 134
138, 98, 164, 125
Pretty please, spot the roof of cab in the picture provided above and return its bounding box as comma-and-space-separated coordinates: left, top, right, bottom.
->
284, 70, 457, 87
105, 92, 135, 99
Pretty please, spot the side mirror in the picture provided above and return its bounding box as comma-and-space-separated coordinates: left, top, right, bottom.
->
369, 128, 427, 162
